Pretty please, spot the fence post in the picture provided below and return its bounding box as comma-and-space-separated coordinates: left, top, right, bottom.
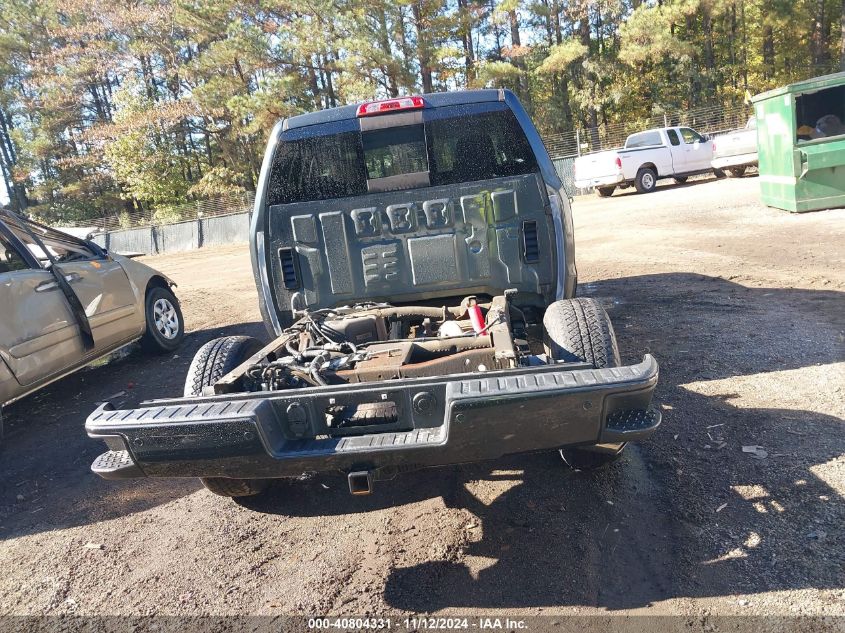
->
664, 113, 669, 127
575, 129, 581, 156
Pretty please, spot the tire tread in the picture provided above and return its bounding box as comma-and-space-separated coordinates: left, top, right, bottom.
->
184, 335, 269, 498
543, 298, 620, 368
184, 336, 262, 397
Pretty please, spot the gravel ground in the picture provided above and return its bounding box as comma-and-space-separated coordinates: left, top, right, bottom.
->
1, 175, 843, 620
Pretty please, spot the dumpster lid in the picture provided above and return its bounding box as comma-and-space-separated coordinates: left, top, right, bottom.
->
752, 71, 845, 103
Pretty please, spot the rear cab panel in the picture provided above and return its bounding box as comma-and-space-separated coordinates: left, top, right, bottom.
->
252, 90, 574, 335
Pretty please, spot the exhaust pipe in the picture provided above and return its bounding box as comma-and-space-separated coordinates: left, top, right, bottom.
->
348, 470, 374, 495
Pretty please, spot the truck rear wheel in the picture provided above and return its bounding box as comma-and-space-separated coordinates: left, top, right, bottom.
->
185, 335, 270, 498
184, 336, 263, 397
543, 298, 620, 369
596, 186, 615, 198
543, 299, 625, 470
634, 167, 657, 194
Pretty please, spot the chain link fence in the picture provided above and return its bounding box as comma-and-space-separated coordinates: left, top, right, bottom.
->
77, 190, 256, 232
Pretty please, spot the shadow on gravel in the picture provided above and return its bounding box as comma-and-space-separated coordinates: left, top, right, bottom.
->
581, 273, 844, 381
376, 274, 843, 610
0, 321, 266, 540
375, 399, 844, 611
605, 172, 756, 199
5, 272, 841, 611
250, 273, 844, 610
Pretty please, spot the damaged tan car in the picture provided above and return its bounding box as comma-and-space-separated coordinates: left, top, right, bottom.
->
0, 210, 184, 444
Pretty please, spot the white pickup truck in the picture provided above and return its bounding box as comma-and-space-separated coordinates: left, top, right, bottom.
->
711, 117, 758, 177
573, 126, 718, 197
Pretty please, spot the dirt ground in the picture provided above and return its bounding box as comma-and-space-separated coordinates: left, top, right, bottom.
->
1, 174, 843, 620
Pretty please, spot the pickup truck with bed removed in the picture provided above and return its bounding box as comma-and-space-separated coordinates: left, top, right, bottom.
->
574, 126, 718, 196
86, 90, 660, 500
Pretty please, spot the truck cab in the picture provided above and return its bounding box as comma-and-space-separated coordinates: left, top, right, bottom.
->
251, 89, 576, 335
574, 126, 716, 197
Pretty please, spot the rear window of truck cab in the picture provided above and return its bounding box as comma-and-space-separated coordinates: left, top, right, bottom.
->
625, 131, 662, 148
266, 106, 539, 206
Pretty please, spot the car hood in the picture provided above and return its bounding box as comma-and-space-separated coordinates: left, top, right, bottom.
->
111, 253, 176, 290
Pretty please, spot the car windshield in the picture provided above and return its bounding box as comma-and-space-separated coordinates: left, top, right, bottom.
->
0, 211, 97, 264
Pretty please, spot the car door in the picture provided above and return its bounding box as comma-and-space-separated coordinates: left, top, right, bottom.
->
0, 223, 79, 387
0, 217, 140, 387
665, 129, 688, 172
679, 127, 712, 171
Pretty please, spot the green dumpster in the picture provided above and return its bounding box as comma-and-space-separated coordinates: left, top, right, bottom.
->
752, 72, 845, 212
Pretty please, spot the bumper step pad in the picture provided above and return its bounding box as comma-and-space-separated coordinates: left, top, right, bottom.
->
91, 450, 145, 480
603, 408, 662, 441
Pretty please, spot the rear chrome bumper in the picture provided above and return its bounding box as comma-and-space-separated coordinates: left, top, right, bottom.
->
87, 356, 660, 481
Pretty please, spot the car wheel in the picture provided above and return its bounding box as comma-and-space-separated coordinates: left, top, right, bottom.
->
673, 176, 688, 184
543, 298, 625, 470
184, 335, 269, 499
728, 166, 746, 178
140, 286, 185, 353
713, 168, 726, 179
596, 186, 615, 198
634, 167, 657, 193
